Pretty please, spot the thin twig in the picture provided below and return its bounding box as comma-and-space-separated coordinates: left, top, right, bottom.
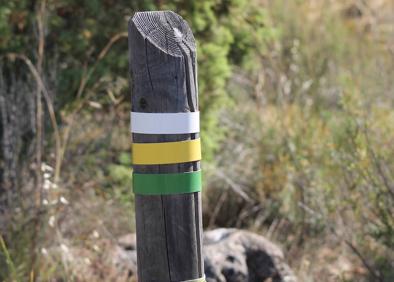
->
298, 202, 383, 281
31, 2, 46, 277
208, 189, 229, 227
5, 53, 62, 183
56, 32, 128, 181
0, 234, 17, 281
214, 169, 252, 202
75, 32, 128, 99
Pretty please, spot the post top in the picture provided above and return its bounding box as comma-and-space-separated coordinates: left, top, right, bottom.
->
130, 11, 196, 57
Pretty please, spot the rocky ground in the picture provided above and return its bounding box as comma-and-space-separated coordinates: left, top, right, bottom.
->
50, 228, 297, 282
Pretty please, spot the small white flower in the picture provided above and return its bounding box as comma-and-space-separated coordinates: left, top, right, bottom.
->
42, 199, 49, 205
51, 183, 59, 189
48, 215, 55, 227
43, 180, 51, 190
84, 258, 91, 265
41, 248, 48, 255
60, 196, 69, 205
92, 230, 100, 239
93, 244, 100, 252
60, 244, 69, 253
43, 173, 51, 179
41, 163, 54, 172
302, 79, 313, 91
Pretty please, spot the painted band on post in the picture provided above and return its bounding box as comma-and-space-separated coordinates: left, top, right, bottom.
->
132, 139, 201, 165
131, 111, 200, 134
133, 170, 202, 195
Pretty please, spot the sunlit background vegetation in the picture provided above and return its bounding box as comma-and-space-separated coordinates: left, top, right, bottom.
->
0, 0, 393, 281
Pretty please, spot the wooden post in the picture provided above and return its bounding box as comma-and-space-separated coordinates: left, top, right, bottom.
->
128, 11, 204, 281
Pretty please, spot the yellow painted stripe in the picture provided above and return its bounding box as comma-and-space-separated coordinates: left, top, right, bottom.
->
132, 139, 201, 165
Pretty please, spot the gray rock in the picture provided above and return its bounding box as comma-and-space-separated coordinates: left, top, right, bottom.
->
203, 229, 297, 282
116, 228, 297, 282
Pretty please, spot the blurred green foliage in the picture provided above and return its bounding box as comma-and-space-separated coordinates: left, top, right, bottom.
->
0, 0, 275, 161
107, 152, 134, 207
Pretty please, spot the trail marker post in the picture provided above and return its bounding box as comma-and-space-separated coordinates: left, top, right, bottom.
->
128, 11, 204, 282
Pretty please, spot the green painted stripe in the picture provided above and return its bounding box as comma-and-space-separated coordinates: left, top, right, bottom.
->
133, 170, 202, 195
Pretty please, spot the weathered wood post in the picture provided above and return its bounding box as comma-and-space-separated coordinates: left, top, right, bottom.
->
128, 11, 204, 281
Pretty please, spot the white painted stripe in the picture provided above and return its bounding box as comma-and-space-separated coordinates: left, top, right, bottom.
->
178, 275, 206, 282
130, 111, 200, 134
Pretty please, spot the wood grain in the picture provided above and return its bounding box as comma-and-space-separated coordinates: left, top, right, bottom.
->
128, 11, 204, 282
